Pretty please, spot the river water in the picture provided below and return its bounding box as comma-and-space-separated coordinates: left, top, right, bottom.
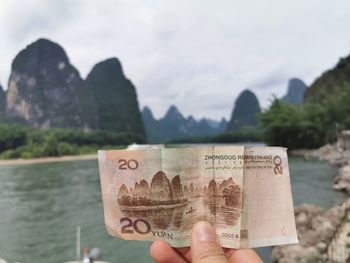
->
0, 157, 345, 263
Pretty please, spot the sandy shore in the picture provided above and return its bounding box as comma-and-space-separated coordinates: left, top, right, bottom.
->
0, 154, 97, 166
290, 149, 316, 158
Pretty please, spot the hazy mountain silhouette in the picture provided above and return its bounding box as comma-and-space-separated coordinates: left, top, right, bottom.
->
86, 58, 145, 137
282, 78, 308, 105
142, 105, 227, 142
227, 90, 261, 131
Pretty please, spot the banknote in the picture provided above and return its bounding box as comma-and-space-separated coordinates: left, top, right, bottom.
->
98, 146, 298, 248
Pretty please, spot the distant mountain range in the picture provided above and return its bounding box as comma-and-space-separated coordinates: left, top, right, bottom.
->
0, 37, 323, 144
142, 105, 227, 142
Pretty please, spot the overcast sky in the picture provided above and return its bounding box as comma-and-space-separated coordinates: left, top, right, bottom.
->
0, 0, 349, 120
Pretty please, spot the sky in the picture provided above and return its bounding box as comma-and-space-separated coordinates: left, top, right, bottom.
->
0, 0, 349, 120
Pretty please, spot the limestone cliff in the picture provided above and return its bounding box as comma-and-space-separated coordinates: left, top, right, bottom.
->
6, 38, 97, 129
86, 58, 145, 137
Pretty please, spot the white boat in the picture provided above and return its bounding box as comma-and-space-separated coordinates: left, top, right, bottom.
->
64, 226, 111, 263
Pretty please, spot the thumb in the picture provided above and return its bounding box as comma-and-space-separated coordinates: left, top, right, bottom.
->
190, 221, 229, 263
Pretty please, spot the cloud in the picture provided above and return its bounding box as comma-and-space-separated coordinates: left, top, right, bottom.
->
0, 0, 350, 119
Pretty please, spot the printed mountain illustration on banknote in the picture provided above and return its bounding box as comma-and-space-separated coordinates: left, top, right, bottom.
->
116, 171, 242, 230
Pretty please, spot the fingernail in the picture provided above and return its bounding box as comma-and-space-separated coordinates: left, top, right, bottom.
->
194, 221, 216, 242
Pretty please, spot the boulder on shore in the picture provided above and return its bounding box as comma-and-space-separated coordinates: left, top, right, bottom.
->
271, 200, 350, 263
334, 165, 350, 194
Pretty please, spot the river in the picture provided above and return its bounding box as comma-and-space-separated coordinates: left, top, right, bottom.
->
0, 157, 345, 263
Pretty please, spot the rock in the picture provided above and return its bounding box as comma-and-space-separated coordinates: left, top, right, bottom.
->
272, 200, 349, 262
6, 38, 97, 129
86, 58, 145, 137
227, 89, 261, 131
334, 165, 350, 194
271, 244, 321, 263
340, 165, 350, 180
316, 241, 327, 251
149, 171, 174, 202
296, 212, 308, 225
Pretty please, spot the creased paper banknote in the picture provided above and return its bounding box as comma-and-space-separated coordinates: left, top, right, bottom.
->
98, 146, 298, 248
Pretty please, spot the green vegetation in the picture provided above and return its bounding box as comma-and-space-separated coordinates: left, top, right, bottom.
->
304, 55, 350, 103
260, 83, 350, 149
0, 124, 145, 159
169, 129, 262, 144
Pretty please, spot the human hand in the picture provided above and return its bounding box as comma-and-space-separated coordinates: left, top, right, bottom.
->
150, 221, 263, 263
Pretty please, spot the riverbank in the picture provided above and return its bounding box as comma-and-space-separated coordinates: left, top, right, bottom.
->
272, 199, 350, 263
0, 154, 97, 166
273, 144, 350, 263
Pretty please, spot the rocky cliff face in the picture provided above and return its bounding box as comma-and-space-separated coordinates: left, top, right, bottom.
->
227, 90, 261, 131
142, 105, 227, 142
0, 82, 6, 115
282, 78, 308, 105
304, 55, 350, 103
86, 58, 145, 137
6, 39, 97, 129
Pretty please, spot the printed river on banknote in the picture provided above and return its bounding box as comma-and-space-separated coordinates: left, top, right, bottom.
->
98, 146, 298, 248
